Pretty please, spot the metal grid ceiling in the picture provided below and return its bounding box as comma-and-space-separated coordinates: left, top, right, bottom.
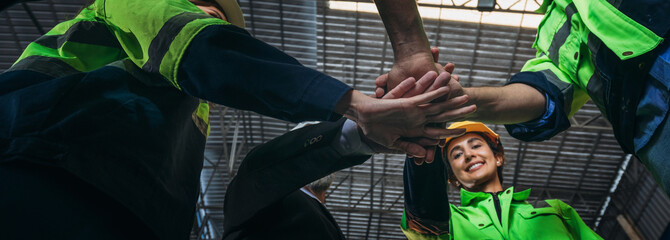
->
1, 0, 669, 239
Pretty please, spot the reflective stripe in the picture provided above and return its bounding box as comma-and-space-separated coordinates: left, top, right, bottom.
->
142, 12, 210, 75
33, 21, 121, 50
586, 32, 608, 116
540, 69, 573, 114
587, 32, 601, 61
586, 70, 608, 116
7, 55, 80, 78
548, 3, 576, 66
191, 101, 210, 137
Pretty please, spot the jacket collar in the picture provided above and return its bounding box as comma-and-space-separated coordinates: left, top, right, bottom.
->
460, 186, 532, 206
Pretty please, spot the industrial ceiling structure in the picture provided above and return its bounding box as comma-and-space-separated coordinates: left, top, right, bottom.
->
2, 0, 669, 239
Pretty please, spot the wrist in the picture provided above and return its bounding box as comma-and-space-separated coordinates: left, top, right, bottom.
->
393, 44, 433, 64
334, 90, 367, 122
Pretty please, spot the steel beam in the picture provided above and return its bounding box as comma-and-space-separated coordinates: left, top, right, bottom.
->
617, 214, 644, 240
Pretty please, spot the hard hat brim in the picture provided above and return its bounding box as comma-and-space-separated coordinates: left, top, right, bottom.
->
442, 121, 502, 152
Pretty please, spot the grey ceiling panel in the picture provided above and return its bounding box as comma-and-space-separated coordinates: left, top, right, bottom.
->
2, 0, 668, 239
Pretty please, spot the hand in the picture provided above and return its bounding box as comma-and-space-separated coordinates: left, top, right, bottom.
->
375, 70, 440, 99
385, 52, 445, 93
375, 47, 461, 164
377, 48, 467, 163
344, 86, 471, 158
376, 47, 458, 99
376, 71, 474, 164
362, 75, 449, 154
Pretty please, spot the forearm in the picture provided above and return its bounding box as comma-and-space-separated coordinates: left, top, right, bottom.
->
374, 0, 435, 89
178, 25, 351, 122
224, 119, 370, 231
403, 151, 450, 234
463, 83, 546, 124
374, 0, 430, 61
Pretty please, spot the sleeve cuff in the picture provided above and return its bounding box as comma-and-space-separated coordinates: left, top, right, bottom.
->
504, 71, 571, 141
330, 119, 374, 156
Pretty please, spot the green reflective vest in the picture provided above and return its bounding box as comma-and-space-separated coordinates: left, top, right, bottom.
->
8, 0, 232, 137
401, 187, 602, 240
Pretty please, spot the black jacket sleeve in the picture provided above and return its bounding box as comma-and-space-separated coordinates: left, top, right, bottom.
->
177, 25, 352, 123
403, 149, 451, 235
222, 118, 370, 234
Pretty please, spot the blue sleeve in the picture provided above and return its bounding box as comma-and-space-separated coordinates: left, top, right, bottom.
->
504, 71, 571, 141
177, 25, 351, 123
403, 150, 450, 235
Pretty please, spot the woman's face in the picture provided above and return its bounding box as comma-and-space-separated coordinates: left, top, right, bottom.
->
446, 133, 502, 190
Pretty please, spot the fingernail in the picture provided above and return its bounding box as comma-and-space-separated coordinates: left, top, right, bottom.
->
414, 159, 424, 165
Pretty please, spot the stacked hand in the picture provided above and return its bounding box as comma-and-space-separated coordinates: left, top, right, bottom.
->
379, 47, 464, 101
372, 47, 474, 164
344, 81, 467, 158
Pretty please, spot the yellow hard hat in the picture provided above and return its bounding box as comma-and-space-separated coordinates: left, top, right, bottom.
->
215, 0, 245, 29
442, 121, 502, 152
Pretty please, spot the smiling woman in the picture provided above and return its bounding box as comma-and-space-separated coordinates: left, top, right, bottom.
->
442, 121, 505, 194
401, 121, 604, 240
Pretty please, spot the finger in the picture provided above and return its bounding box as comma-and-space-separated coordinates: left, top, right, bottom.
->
383, 77, 416, 99
424, 146, 436, 164
411, 71, 438, 95
375, 73, 389, 88
394, 140, 427, 158
425, 71, 451, 93
413, 157, 425, 165
427, 105, 478, 123
431, 46, 440, 62
407, 86, 450, 105
437, 128, 467, 147
444, 62, 455, 74
423, 94, 470, 115
452, 74, 460, 82
405, 137, 440, 146
438, 129, 467, 147
375, 87, 385, 98
421, 127, 467, 139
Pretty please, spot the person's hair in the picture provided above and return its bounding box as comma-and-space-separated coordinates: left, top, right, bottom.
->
306, 174, 334, 194
443, 132, 504, 188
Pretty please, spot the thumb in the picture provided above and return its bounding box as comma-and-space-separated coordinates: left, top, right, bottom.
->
375, 73, 389, 88
393, 140, 427, 158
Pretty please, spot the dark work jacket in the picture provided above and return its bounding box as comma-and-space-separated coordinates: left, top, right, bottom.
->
0, 22, 350, 240
593, 0, 670, 153
222, 118, 370, 240
505, 0, 670, 153
0, 61, 206, 240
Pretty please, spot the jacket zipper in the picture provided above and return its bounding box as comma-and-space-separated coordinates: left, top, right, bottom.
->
491, 192, 502, 225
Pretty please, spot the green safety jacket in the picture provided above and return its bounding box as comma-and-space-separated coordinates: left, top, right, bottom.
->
9, 0, 225, 134
504, 0, 670, 153
1, 0, 352, 238
401, 187, 602, 240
